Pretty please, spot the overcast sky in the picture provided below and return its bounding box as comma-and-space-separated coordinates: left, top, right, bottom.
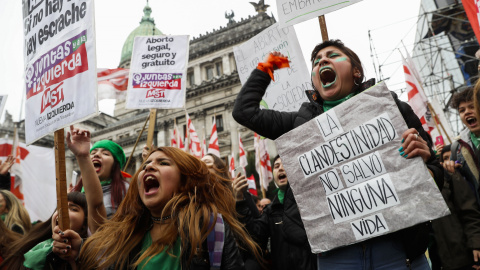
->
0, 0, 422, 122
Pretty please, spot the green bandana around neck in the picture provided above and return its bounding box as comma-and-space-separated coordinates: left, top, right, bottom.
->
90, 140, 126, 169
470, 132, 480, 149
23, 239, 54, 270
277, 189, 285, 204
81, 179, 111, 193
322, 92, 356, 112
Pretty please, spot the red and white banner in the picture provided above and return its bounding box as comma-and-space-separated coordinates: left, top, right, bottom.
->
0, 138, 55, 222
186, 113, 202, 158
126, 35, 190, 109
207, 117, 220, 157
402, 52, 434, 133
229, 154, 235, 179
23, 0, 98, 145
97, 68, 129, 101
247, 175, 258, 196
202, 136, 207, 158
254, 133, 273, 190
239, 135, 248, 168
462, 0, 480, 42
170, 128, 177, 148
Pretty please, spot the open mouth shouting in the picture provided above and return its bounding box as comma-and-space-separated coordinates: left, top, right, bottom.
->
277, 172, 288, 184
143, 174, 160, 195
466, 116, 478, 128
92, 160, 102, 173
319, 66, 337, 88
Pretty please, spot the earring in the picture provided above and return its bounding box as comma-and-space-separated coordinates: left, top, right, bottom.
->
354, 79, 359, 86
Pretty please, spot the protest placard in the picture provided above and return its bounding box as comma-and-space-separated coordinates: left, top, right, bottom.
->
275, 82, 449, 252
233, 23, 310, 112
126, 35, 189, 109
276, 0, 364, 28
23, 0, 98, 145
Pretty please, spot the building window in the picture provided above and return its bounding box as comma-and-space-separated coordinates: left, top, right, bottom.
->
206, 66, 214, 80
215, 115, 224, 132
215, 62, 223, 76
187, 71, 194, 87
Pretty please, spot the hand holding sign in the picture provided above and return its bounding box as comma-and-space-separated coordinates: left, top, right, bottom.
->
399, 128, 431, 162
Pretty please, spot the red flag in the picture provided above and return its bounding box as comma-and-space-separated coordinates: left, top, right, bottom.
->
186, 113, 202, 158
207, 117, 220, 157
402, 52, 434, 133
462, 0, 480, 42
170, 129, 177, 148
229, 154, 235, 178
247, 175, 257, 196
97, 68, 129, 101
254, 133, 273, 189
239, 134, 248, 168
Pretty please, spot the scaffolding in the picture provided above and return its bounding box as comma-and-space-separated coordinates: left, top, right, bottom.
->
368, 0, 479, 136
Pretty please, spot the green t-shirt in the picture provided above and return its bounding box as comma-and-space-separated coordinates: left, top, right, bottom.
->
138, 232, 181, 270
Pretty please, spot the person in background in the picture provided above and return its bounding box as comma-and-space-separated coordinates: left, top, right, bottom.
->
54, 147, 260, 269
430, 144, 480, 270
0, 192, 88, 270
69, 126, 129, 233
0, 189, 30, 235
259, 198, 271, 212
0, 156, 14, 190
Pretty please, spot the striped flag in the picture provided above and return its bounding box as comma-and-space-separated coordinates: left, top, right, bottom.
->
402, 52, 434, 133
208, 117, 220, 157
247, 175, 257, 196
239, 134, 248, 168
254, 133, 273, 190
186, 113, 202, 158
97, 68, 129, 101
170, 129, 177, 148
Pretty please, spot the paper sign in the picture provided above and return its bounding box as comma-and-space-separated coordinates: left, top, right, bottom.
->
233, 23, 310, 112
276, 0, 364, 28
275, 82, 449, 252
23, 0, 98, 145
126, 35, 189, 109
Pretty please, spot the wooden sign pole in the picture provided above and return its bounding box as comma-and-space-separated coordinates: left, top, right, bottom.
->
54, 129, 70, 230
146, 109, 157, 149
318, 15, 329, 41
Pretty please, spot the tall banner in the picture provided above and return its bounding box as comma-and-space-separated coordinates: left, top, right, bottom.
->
275, 82, 449, 252
0, 139, 56, 222
233, 23, 310, 112
126, 35, 189, 109
462, 0, 480, 43
22, 0, 98, 145
276, 0, 364, 27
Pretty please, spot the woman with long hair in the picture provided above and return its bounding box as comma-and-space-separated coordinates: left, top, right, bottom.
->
0, 192, 88, 270
232, 39, 443, 269
53, 146, 260, 269
68, 125, 129, 232
201, 153, 230, 181
0, 189, 31, 235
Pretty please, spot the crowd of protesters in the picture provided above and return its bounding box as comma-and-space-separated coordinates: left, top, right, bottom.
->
0, 39, 479, 269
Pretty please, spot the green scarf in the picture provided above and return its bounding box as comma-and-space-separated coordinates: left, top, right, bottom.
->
470, 132, 480, 149
23, 239, 53, 270
138, 232, 181, 270
322, 92, 356, 112
277, 189, 286, 204
1, 213, 5, 221
81, 180, 111, 193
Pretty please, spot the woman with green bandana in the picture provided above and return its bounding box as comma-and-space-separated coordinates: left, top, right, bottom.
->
68, 125, 129, 233
0, 191, 88, 270
232, 39, 443, 269
0, 189, 31, 235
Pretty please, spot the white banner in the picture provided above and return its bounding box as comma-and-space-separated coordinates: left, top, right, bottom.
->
0, 95, 8, 120
23, 0, 98, 145
275, 82, 449, 252
126, 35, 190, 109
0, 139, 56, 222
276, 0, 364, 28
233, 23, 310, 112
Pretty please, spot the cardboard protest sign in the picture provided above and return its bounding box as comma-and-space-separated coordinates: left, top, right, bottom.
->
275, 82, 449, 252
276, 0, 364, 28
233, 23, 310, 112
23, 0, 98, 145
126, 35, 189, 109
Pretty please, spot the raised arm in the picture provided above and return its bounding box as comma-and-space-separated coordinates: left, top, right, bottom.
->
66, 125, 106, 233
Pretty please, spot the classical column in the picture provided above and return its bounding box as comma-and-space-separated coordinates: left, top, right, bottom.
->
222, 54, 231, 75
194, 65, 202, 85
135, 154, 143, 172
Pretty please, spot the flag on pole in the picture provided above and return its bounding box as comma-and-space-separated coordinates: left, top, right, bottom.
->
186, 113, 202, 158
462, 0, 480, 43
247, 175, 257, 196
229, 153, 235, 179
97, 68, 129, 101
207, 117, 220, 157
254, 133, 273, 190
170, 129, 177, 148
401, 52, 435, 133
239, 135, 248, 168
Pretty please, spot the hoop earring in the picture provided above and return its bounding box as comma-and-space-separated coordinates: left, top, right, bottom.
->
354, 79, 359, 86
